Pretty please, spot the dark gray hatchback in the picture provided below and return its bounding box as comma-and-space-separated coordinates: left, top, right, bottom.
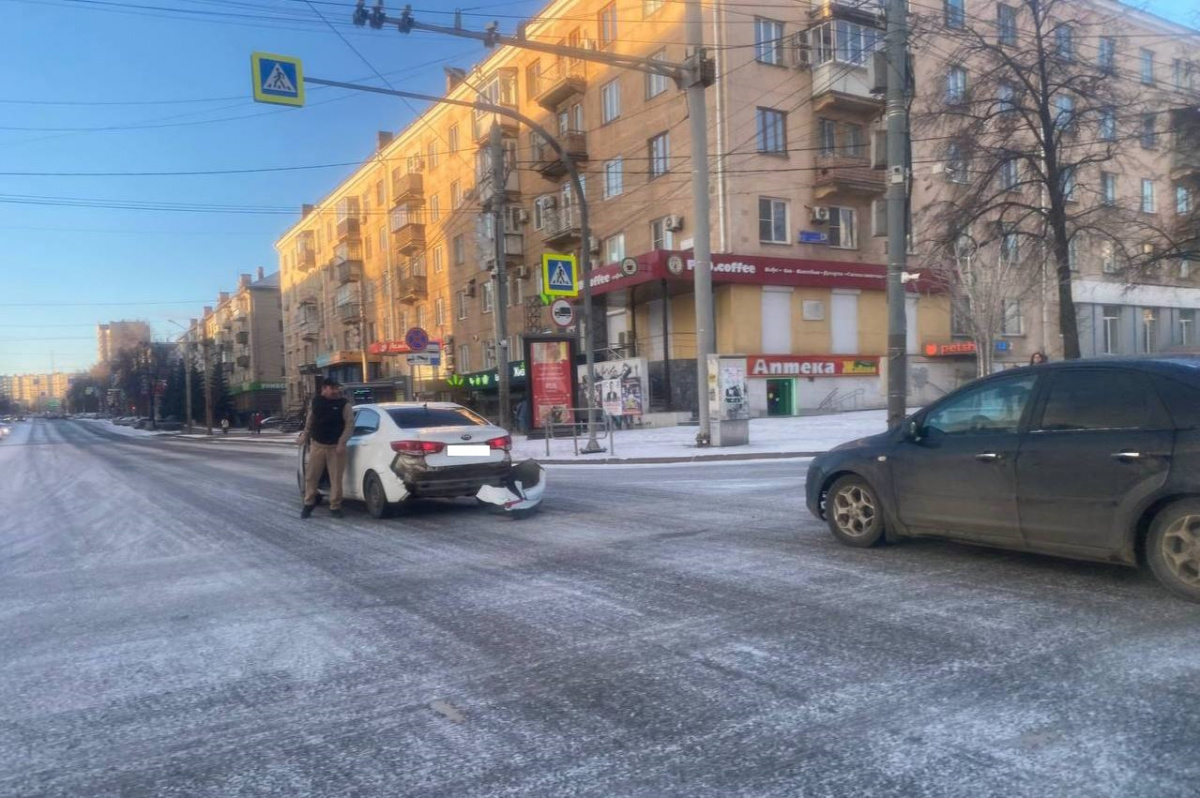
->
805, 357, 1200, 602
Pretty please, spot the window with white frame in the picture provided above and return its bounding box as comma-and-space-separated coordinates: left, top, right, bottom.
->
1054, 94, 1075, 132
1181, 309, 1195, 345
456, 289, 468, 319
603, 158, 624, 199
829, 207, 857, 249
429, 194, 440, 222
433, 246, 444, 274
451, 180, 462, 207
598, 3, 617, 48
1099, 107, 1116, 141
757, 108, 787, 155
435, 296, 446, 327
1000, 157, 1020, 191
644, 0, 663, 16
458, 343, 471, 373
1143, 308, 1159, 353
534, 195, 552, 230
604, 233, 626, 264
483, 339, 497, 369
1068, 235, 1079, 270
1141, 113, 1157, 149
818, 118, 837, 156
1101, 240, 1118, 272
759, 197, 788, 244
650, 217, 675, 250
1102, 172, 1117, 205
755, 18, 784, 65
453, 234, 465, 265
1001, 225, 1019, 263
997, 4, 1017, 46
649, 132, 670, 177
944, 0, 964, 28
1142, 179, 1156, 213
946, 66, 968, 104
1141, 49, 1155, 84
1002, 299, 1024, 335
646, 50, 670, 98
1103, 306, 1121, 354
947, 142, 968, 183
1098, 37, 1116, 74
998, 82, 1016, 114
415, 304, 427, 330
482, 280, 494, 313
427, 141, 439, 169
1054, 25, 1073, 60
448, 124, 459, 155
1178, 184, 1195, 215
601, 80, 621, 124
1173, 58, 1185, 89
811, 20, 881, 65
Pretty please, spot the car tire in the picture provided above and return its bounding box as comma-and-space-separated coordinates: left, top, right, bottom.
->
364, 471, 394, 520
825, 475, 886, 548
1146, 501, 1200, 603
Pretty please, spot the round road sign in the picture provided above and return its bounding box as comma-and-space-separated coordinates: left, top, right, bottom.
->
550, 299, 575, 328
404, 326, 429, 352
620, 257, 639, 277
667, 255, 685, 275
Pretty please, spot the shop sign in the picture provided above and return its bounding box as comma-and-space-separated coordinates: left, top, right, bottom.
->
460, 361, 527, 390
748, 355, 881, 377
924, 341, 977, 357
368, 339, 443, 356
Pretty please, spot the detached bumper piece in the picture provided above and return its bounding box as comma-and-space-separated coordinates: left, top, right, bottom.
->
476, 460, 546, 515
392, 459, 511, 499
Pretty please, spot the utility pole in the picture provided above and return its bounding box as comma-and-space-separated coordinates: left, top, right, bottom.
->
489, 122, 512, 430
684, 0, 714, 446
885, 0, 911, 429
183, 342, 194, 434
201, 337, 214, 435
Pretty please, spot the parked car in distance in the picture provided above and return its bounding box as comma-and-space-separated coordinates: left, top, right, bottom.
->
806, 357, 1200, 602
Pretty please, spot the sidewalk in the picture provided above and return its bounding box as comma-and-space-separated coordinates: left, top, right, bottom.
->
512, 410, 888, 464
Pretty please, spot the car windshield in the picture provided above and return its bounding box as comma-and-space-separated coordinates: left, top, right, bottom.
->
387, 407, 488, 429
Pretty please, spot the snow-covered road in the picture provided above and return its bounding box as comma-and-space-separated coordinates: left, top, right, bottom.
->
1, 419, 1198, 797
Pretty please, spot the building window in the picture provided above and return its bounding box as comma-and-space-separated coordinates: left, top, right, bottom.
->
598, 3, 617, 48
458, 344, 471, 373
754, 18, 784, 65
1002, 300, 1024, 335
944, 0, 964, 29
435, 296, 446, 327
1141, 113, 1157, 149
946, 66, 968, 105
1143, 308, 1159, 353
1173, 58, 1186, 90
1101, 240, 1118, 273
1054, 94, 1074, 132
1102, 172, 1117, 206
946, 142, 968, 183
433, 246, 444, 274
842, 124, 865, 157
427, 141, 439, 169
818, 118, 837, 156
1068, 236, 1079, 271
416, 305, 427, 330
1178, 184, 1195, 216
1103, 306, 1121, 354
1000, 158, 1019, 191
997, 4, 1017, 46
998, 82, 1016, 114
603, 158, 624, 199
811, 20, 881, 65
1099, 107, 1116, 141
483, 339, 497, 369
1054, 25, 1073, 61
448, 124, 459, 154
453, 234, 465, 265
829, 207, 857, 249
375, 180, 384, 206
429, 194, 440, 223
1098, 37, 1116, 74
1141, 49, 1155, 84
1001, 225, 1019, 263
759, 197, 789, 244
1062, 166, 1076, 202
648, 132, 670, 177
1181, 310, 1195, 345
534, 195, 552, 230
756, 108, 787, 155
456, 290, 468, 319
644, 0, 663, 16
646, 50, 670, 98
482, 281, 494, 313
451, 180, 462, 208
1142, 179, 1156, 213
650, 217, 676, 250
604, 233, 626, 265
601, 79, 621, 124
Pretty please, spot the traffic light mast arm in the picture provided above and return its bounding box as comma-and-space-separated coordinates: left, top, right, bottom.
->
352, 1, 704, 84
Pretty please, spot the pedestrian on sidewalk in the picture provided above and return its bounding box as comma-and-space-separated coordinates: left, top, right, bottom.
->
1029, 351, 1049, 365
299, 378, 354, 519
220, 416, 230, 435
251, 411, 262, 435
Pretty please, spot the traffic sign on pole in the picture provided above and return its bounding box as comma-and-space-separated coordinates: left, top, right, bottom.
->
251, 52, 305, 107
550, 299, 575, 328
404, 327, 430, 352
541, 253, 579, 297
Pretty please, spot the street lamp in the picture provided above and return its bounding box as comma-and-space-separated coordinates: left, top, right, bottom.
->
168, 319, 196, 435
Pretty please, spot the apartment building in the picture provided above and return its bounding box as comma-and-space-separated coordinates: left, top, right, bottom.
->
0, 372, 73, 410
275, 0, 1197, 419
191, 268, 286, 422
96, 320, 151, 368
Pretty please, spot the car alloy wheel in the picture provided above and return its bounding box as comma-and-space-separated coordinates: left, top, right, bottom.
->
825, 475, 885, 548
364, 471, 393, 520
1160, 515, 1200, 588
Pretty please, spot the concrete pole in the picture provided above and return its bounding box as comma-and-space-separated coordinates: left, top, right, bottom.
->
885, 0, 911, 429
685, 0, 714, 446
183, 342, 194, 434
490, 122, 512, 430
202, 338, 214, 435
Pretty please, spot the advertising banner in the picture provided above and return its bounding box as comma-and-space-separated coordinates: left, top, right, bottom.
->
577, 357, 647, 418
529, 340, 574, 429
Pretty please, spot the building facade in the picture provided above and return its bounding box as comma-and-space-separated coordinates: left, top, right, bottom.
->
275, 0, 1198, 420
0, 372, 74, 411
96, 321, 151, 368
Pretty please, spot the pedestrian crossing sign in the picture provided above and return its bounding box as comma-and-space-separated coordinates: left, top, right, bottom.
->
251, 52, 305, 107
541, 253, 579, 297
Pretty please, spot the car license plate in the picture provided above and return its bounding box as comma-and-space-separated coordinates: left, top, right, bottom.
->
447, 444, 489, 457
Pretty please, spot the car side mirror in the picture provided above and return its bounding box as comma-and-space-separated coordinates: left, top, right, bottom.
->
906, 418, 923, 442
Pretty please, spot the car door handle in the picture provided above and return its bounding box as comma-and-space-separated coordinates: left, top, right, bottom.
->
1111, 451, 1142, 461
975, 452, 1002, 462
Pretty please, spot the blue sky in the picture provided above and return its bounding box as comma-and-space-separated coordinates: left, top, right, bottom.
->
0, 0, 1194, 375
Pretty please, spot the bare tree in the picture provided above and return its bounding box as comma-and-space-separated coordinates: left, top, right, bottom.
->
911, 0, 1199, 358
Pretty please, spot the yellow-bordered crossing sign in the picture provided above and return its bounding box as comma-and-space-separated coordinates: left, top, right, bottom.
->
251, 52, 305, 107
541, 253, 579, 298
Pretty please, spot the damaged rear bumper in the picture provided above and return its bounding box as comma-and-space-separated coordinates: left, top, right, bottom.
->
476, 460, 546, 514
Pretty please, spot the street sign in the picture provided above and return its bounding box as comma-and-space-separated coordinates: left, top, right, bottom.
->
542, 253, 579, 297
550, 299, 575, 328
251, 52, 305, 107
404, 326, 430, 352
620, 257, 639, 277
799, 231, 829, 244
406, 353, 441, 367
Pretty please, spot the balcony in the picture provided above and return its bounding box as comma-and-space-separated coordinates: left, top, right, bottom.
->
542, 206, 582, 248
235, 330, 249, 345
1171, 108, 1200, 181
809, 0, 881, 23
296, 315, 320, 341
236, 355, 251, 368
482, 232, 525, 268
534, 63, 587, 110
392, 222, 426, 255
392, 171, 424, 202
336, 301, 362, 323
336, 216, 361, 240
477, 164, 521, 204
473, 114, 519, 145
811, 60, 884, 116
397, 272, 428, 305
814, 155, 885, 199
532, 131, 589, 179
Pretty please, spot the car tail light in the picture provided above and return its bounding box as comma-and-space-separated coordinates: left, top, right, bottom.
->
487, 435, 512, 452
390, 440, 446, 455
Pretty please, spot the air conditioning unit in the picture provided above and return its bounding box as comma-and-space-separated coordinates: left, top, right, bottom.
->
664, 214, 684, 232
466, 279, 477, 298
515, 264, 530, 279
789, 31, 811, 69
811, 206, 831, 223
589, 235, 601, 254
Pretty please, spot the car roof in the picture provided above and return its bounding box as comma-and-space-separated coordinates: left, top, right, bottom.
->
975, 356, 1200, 384
354, 402, 468, 411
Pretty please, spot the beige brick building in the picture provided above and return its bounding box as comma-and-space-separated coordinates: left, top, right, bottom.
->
275, 0, 1197, 420
96, 321, 150, 368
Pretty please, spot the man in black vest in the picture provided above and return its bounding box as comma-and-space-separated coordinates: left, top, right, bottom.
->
299, 378, 354, 519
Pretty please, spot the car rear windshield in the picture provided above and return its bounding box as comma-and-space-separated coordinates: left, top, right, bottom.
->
387, 407, 488, 428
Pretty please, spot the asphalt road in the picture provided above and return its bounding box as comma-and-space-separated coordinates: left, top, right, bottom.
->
2, 419, 1199, 798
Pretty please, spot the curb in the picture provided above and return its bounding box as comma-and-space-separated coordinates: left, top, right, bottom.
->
534, 451, 821, 465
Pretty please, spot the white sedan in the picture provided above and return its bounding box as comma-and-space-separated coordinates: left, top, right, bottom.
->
297, 402, 544, 518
